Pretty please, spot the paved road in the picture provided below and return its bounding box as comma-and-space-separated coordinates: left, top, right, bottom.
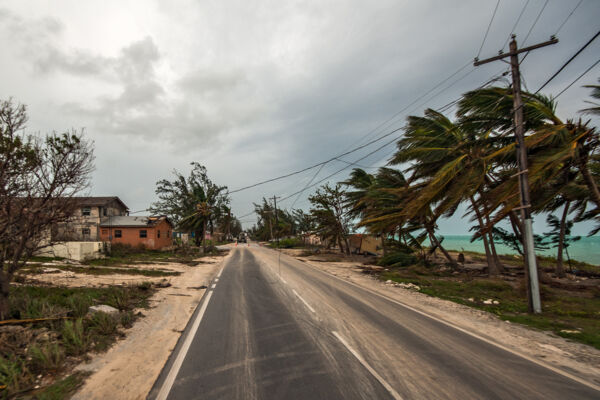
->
149, 245, 600, 400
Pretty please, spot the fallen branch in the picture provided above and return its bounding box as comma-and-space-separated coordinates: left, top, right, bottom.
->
0, 316, 74, 326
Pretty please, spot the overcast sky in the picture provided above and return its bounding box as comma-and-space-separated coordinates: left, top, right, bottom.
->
1, 0, 599, 235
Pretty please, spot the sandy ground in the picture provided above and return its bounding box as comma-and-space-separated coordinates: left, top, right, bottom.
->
278, 248, 600, 384
68, 254, 227, 400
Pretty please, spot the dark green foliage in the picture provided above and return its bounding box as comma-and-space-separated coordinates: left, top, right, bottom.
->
270, 238, 305, 248
491, 226, 549, 255
377, 251, 417, 268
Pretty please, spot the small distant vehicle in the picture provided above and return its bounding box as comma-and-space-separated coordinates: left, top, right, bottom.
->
238, 233, 247, 243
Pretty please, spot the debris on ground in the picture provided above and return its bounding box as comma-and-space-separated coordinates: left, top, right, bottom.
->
88, 305, 119, 315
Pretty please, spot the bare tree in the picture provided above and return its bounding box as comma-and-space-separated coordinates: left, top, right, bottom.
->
0, 99, 94, 319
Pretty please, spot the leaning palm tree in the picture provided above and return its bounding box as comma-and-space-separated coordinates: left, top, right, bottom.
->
389, 109, 508, 273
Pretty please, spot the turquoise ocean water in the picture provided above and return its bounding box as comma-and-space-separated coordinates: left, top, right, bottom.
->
428, 235, 600, 266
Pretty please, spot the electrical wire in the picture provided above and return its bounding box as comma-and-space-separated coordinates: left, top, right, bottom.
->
555, 58, 600, 99
289, 162, 328, 210
522, 0, 549, 45
339, 60, 472, 153
555, 0, 584, 35
502, 0, 530, 51
279, 134, 402, 203
535, 29, 600, 94
229, 127, 399, 193
477, 0, 501, 58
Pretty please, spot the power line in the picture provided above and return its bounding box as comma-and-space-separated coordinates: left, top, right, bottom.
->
229, 127, 400, 193
339, 60, 472, 153
535, 29, 600, 94
279, 134, 402, 203
555, 0, 584, 35
477, 0, 501, 58
502, 0, 530, 51
289, 162, 327, 210
555, 58, 600, 99
522, 0, 549, 45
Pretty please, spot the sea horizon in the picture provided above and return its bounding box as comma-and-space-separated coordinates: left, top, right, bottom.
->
430, 235, 600, 266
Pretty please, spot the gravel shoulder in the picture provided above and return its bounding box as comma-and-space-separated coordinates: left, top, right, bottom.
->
278, 248, 600, 385
70, 254, 227, 400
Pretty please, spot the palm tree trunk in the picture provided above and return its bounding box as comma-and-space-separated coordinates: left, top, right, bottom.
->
426, 225, 455, 266
202, 219, 207, 254
337, 236, 345, 254
470, 196, 498, 274
577, 145, 600, 207
556, 201, 570, 278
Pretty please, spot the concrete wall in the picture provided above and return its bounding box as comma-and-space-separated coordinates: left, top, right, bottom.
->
36, 241, 107, 261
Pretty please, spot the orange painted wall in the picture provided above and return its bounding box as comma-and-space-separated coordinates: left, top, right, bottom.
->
99, 219, 173, 250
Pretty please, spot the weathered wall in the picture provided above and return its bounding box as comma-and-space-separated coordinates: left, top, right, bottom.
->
36, 241, 107, 261
99, 219, 173, 250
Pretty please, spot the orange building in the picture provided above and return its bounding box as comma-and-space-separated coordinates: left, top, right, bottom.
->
99, 215, 173, 250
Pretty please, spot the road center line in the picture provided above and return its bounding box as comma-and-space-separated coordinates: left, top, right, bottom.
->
332, 331, 403, 400
292, 289, 315, 313
217, 268, 224, 278
156, 289, 215, 400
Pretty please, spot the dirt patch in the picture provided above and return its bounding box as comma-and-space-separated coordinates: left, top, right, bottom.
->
70, 253, 227, 400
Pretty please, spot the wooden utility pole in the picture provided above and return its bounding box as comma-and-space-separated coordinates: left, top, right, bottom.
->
474, 34, 558, 314
272, 195, 280, 247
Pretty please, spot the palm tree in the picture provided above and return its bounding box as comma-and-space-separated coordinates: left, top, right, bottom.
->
309, 184, 352, 254
389, 109, 507, 273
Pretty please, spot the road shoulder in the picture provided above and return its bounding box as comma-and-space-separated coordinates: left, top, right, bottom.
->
71, 254, 226, 400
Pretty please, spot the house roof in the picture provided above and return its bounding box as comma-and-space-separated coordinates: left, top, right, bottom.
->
73, 196, 129, 210
100, 215, 173, 228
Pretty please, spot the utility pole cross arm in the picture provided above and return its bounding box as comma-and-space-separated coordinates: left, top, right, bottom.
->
474, 36, 558, 66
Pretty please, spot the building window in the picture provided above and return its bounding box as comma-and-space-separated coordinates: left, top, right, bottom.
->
82, 228, 91, 236
157, 230, 161, 238
139, 230, 147, 238
82, 207, 91, 216
101, 229, 108, 235
103, 207, 107, 216
115, 230, 122, 238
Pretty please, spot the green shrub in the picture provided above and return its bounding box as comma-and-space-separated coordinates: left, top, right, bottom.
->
61, 319, 88, 356
119, 311, 135, 329
271, 238, 304, 248
88, 312, 119, 336
0, 355, 31, 394
28, 342, 65, 373
378, 251, 417, 267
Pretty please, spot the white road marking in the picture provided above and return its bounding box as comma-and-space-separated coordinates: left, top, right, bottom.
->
211, 283, 216, 289
156, 290, 215, 400
333, 331, 403, 400
281, 277, 288, 284
217, 268, 224, 278
292, 289, 315, 313
214, 278, 219, 282
298, 260, 600, 393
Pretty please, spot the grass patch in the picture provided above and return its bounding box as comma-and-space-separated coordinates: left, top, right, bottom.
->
269, 238, 306, 249
35, 371, 90, 400
380, 265, 600, 349
82, 243, 225, 267
0, 283, 154, 397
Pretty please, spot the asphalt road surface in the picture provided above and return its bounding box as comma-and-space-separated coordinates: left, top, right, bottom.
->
149, 245, 600, 400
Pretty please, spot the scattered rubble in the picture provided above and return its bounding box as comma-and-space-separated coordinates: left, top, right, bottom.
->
88, 305, 119, 315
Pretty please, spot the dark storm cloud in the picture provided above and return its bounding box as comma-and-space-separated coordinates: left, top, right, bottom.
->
1, 0, 599, 234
